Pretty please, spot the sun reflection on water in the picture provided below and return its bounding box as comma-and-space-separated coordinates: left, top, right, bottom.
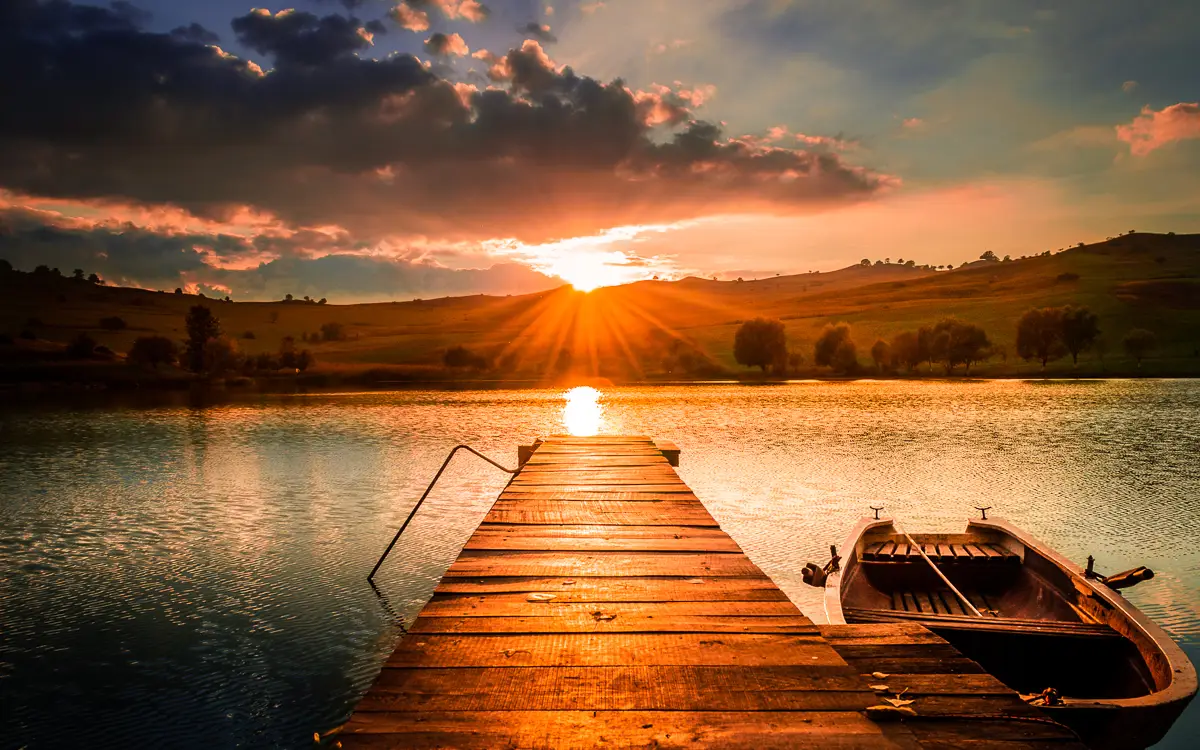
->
562, 386, 603, 436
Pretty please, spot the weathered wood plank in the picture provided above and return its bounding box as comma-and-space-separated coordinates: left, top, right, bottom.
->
342, 710, 921, 750
465, 525, 742, 552
484, 502, 718, 526
358, 665, 872, 711
385, 633, 838, 667
409, 614, 820, 634
445, 550, 765, 577
434, 576, 791, 602
419, 599, 803, 619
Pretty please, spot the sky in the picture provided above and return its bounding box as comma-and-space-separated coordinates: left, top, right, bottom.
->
1, 0, 1198, 301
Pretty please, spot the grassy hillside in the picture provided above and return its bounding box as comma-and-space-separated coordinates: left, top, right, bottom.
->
2, 232, 1198, 384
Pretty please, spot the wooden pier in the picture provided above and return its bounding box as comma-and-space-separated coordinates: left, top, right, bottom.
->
343, 436, 1083, 748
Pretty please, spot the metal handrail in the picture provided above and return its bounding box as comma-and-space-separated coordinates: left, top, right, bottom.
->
367, 445, 518, 582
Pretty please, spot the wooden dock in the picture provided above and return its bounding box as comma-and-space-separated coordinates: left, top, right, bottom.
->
343, 435, 1083, 748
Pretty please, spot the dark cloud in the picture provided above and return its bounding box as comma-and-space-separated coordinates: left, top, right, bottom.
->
424, 31, 469, 57
0, 1, 888, 245
0, 208, 558, 300
519, 22, 557, 43
170, 22, 220, 45
231, 8, 381, 68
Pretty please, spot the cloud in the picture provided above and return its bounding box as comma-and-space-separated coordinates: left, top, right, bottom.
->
1122, 80, 1138, 93
389, 3, 430, 31
1116, 103, 1200, 156
0, 1, 892, 248
0, 206, 559, 301
519, 22, 558, 43
232, 8, 385, 68
408, 0, 490, 23
424, 32, 469, 57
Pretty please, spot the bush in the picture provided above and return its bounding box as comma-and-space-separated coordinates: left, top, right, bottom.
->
320, 322, 345, 342
66, 333, 98, 359
443, 345, 488, 370
127, 336, 179, 370
814, 323, 857, 374
733, 318, 787, 372
99, 316, 127, 331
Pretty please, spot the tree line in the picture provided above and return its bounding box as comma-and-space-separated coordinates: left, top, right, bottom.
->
125, 305, 315, 376
733, 304, 1159, 376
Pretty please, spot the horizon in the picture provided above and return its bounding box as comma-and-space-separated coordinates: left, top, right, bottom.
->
2, 1, 1198, 302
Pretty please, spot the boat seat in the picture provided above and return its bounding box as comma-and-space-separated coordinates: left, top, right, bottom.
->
861, 541, 1018, 563
890, 588, 999, 617
844, 606, 1122, 639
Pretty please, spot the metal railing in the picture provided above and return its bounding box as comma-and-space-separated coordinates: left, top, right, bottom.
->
367, 445, 518, 582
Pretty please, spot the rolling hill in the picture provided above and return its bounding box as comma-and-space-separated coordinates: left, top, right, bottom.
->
2, 232, 1198, 384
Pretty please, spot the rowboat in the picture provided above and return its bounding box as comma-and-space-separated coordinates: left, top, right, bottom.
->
823, 515, 1197, 749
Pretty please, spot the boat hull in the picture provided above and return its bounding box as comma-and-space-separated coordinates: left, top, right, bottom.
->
824, 517, 1197, 749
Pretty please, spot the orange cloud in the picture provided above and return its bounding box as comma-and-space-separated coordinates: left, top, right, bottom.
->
1116, 102, 1200, 156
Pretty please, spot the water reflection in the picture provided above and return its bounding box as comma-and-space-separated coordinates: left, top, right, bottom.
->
562, 386, 603, 436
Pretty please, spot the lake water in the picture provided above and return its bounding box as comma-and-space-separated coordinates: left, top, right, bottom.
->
1, 381, 1197, 748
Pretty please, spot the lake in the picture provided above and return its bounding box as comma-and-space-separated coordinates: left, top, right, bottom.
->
1, 381, 1197, 748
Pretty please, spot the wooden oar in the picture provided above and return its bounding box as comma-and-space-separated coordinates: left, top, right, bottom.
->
893, 522, 983, 618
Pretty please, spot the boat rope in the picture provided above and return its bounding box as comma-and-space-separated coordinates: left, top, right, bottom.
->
892, 522, 983, 618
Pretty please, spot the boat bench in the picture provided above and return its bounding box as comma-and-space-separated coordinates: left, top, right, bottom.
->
861, 541, 1018, 563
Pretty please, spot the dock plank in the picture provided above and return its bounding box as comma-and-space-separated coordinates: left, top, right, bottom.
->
346, 437, 1084, 749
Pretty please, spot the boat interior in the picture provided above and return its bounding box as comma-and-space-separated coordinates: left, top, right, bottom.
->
841, 525, 1160, 699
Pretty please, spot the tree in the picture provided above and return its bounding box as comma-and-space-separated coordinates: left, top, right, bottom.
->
890, 331, 921, 372
87, 273, 101, 284
296, 350, 314, 372
443, 345, 487, 369
127, 336, 178, 370
860, 258, 871, 267
320, 322, 345, 341
184, 305, 221, 372
175, 288, 184, 295
318, 298, 327, 305
72, 268, 85, 281
0, 259, 12, 273
65, 333, 97, 358
1016, 307, 1066, 369
1123, 328, 1156, 368
1060, 305, 1100, 366
1094, 336, 1108, 372
285, 293, 294, 302
930, 319, 991, 374
905, 259, 915, 268
814, 323, 857, 374
916, 325, 936, 372
733, 318, 787, 372
202, 336, 241, 375
279, 336, 297, 369
870, 340, 890, 373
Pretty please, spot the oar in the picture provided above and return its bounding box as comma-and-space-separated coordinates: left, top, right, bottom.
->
893, 521, 983, 618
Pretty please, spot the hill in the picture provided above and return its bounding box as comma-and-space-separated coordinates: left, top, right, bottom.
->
2, 232, 1199, 385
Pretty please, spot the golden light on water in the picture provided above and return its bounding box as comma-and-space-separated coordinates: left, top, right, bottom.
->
562, 386, 603, 436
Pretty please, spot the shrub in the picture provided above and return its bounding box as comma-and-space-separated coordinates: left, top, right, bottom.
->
66, 333, 98, 358
99, 316, 127, 331
443, 345, 488, 370
127, 336, 179, 370
733, 318, 787, 373
320, 322, 345, 342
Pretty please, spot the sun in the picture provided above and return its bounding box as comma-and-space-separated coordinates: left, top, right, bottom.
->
544, 251, 641, 292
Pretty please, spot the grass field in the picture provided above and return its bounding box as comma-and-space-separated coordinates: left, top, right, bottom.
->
3, 232, 1199, 384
